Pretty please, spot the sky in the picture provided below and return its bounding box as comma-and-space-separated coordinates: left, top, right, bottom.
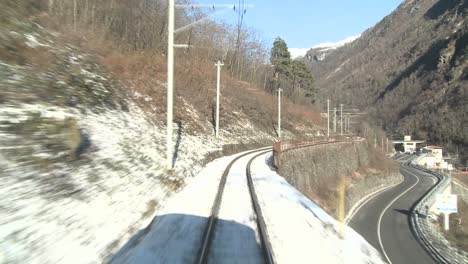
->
208, 0, 403, 49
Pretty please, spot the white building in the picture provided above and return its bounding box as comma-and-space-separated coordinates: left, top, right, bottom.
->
424, 145, 444, 168
417, 152, 436, 169
392, 135, 425, 154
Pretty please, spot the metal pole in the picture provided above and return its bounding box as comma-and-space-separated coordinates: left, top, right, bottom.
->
345, 115, 349, 134
333, 107, 337, 133
346, 115, 349, 134
166, 0, 175, 169
327, 99, 330, 137
340, 104, 343, 136
215, 61, 224, 138
277, 88, 283, 138
444, 213, 449, 231
347, 115, 351, 133
344, 116, 346, 134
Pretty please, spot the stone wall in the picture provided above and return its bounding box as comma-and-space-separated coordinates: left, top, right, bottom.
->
278, 141, 402, 217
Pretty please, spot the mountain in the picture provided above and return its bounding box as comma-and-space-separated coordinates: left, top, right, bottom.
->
303, 0, 467, 161
289, 35, 360, 59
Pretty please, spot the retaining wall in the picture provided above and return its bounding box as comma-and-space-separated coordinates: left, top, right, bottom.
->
278, 140, 401, 216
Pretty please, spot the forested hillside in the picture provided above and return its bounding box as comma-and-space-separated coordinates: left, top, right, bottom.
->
304, 0, 467, 162
0, 1, 326, 262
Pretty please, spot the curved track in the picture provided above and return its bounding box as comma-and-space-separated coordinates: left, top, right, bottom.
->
197, 139, 345, 264
196, 148, 274, 264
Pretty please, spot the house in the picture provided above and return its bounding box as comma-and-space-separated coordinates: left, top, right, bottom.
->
417, 152, 436, 169
424, 145, 444, 167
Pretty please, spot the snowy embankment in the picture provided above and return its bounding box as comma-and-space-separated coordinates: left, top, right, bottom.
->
251, 152, 385, 263
0, 99, 274, 263
0, 31, 274, 263
110, 150, 385, 263
0, 101, 221, 263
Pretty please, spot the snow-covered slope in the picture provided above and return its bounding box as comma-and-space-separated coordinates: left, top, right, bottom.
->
0, 28, 277, 263
311, 35, 361, 52
109, 150, 385, 263
289, 35, 361, 59
289, 48, 311, 59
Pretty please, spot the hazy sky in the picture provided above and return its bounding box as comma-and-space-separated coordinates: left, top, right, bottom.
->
208, 0, 403, 48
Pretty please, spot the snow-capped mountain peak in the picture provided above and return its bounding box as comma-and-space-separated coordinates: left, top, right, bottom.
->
289, 48, 311, 59
312, 34, 361, 51
289, 34, 361, 59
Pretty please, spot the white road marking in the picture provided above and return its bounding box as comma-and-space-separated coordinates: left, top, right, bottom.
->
377, 166, 420, 264
345, 182, 400, 225
395, 156, 405, 161
453, 180, 468, 191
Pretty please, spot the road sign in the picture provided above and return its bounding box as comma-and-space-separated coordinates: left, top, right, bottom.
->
436, 194, 457, 213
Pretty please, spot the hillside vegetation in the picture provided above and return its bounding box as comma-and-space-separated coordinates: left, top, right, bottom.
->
40, 0, 323, 134
0, 1, 326, 262
304, 0, 467, 162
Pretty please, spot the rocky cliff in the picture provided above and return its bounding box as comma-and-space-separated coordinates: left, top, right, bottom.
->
304, 0, 467, 161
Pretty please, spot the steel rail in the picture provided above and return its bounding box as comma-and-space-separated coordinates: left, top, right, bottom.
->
246, 150, 276, 264
195, 147, 271, 264
197, 139, 347, 264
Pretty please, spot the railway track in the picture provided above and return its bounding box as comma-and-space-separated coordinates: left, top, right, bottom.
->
196, 147, 274, 264
196, 139, 344, 263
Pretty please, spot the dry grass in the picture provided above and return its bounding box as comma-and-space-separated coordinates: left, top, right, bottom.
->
62, 26, 323, 135
142, 199, 159, 219
279, 141, 399, 217
453, 173, 468, 187
439, 199, 468, 252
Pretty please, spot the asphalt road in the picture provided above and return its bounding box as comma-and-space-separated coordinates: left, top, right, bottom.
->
349, 156, 438, 264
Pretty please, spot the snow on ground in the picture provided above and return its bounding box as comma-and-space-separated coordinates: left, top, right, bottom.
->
0, 24, 321, 264
0, 99, 275, 263
251, 152, 385, 263
208, 152, 263, 263
109, 151, 254, 263
0, 31, 280, 263
110, 150, 385, 263
0, 101, 216, 264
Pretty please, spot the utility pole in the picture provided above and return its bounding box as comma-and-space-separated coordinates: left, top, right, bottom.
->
327, 99, 330, 137
215, 61, 224, 138
333, 107, 337, 133
166, 0, 175, 169
346, 115, 349, 134
277, 88, 283, 138
340, 104, 343, 136
386, 138, 389, 153
374, 135, 377, 148
348, 116, 351, 133
382, 137, 384, 151
346, 115, 351, 134
166, 2, 239, 169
